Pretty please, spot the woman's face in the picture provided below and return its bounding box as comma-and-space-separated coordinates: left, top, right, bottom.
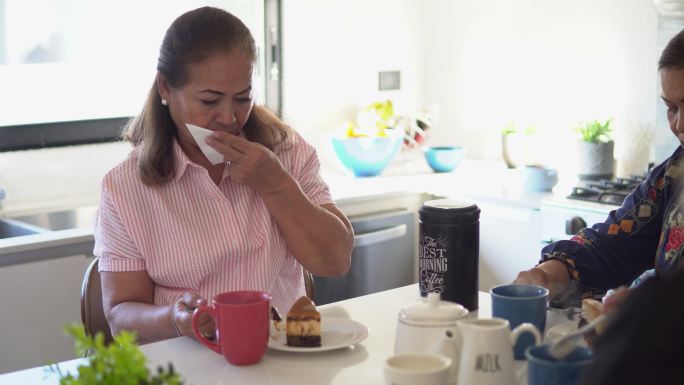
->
660, 67, 684, 147
158, 49, 255, 149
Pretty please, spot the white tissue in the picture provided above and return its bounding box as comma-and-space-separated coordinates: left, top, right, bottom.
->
185, 123, 225, 165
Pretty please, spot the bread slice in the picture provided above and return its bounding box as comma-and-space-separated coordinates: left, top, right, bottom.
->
580, 298, 605, 346
286, 296, 321, 347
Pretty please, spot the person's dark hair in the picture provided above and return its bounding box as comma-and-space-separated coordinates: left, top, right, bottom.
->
580, 268, 684, 385
123, 6, 291, 185
659, 28, 684, 70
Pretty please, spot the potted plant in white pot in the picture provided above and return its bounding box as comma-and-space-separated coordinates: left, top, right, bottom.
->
576, 119, 614, 180
501, 123, 537, 169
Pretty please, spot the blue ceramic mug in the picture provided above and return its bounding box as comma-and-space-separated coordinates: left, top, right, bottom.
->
526, 345, 594, 385
490, 284, 548, 360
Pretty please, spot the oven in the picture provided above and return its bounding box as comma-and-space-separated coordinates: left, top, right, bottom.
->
540, 171, 652, 245
540, 197, 618, 246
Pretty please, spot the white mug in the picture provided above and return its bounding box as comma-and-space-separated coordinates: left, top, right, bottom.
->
384, 353, 452, 385
456, 317, 541, 385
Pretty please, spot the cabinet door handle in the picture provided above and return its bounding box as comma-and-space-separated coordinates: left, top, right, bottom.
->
354, 224, 407, 247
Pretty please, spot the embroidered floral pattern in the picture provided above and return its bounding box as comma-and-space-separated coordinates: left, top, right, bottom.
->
571, 229, 592, 245
570, 235, 585, 245
665, 227, 684, 252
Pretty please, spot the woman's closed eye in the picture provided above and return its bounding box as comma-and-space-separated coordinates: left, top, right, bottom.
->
201, 99, 219, 107
235, 97, 251, 104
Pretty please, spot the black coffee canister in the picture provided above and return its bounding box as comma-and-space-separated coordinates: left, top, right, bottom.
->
418, 199, 480, 311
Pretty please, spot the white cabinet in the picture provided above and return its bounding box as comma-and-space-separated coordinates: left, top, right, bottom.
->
477, 202, 541, 291
0, 254, 93, 374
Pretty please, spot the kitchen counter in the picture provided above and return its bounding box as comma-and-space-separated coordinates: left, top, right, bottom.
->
0, 142, 566, 267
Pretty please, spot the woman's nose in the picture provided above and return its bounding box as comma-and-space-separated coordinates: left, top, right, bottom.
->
216, 106, 236, 125
677, 111, 684, 134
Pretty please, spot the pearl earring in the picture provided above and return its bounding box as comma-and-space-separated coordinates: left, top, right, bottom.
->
161, 98, 168, 106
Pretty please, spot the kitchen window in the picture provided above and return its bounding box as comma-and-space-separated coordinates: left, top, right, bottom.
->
0, 0, 281, 151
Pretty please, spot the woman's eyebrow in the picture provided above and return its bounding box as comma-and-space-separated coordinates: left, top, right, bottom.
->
236, 86, 252, 95
199, 89, 224, 96
198, 86, 251, 96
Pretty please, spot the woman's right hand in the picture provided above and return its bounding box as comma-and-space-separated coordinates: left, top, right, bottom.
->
172, 292, 214, 339
513, 260, 571, 298
514, 267, 551, 288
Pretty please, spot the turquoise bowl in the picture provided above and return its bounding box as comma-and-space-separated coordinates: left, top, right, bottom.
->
331, 136, 403, 177
423, 146, 465, 173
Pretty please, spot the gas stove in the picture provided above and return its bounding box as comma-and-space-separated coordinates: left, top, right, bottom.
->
540, 171, 652, 245
566, 175, 646, 206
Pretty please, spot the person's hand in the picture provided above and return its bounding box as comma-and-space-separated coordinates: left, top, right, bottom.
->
206, 131, 289, 194
602, 286, 631, 316
514, 260, 571, 298
514, 267, 550, 288
172, 292, 214, 339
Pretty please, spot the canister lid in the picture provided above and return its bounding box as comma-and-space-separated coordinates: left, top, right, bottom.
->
399, 292, 469, 324
419, 199, 480, 224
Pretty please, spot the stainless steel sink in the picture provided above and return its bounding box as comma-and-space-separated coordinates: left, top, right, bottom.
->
12, 206, 98, 231
0, 218, 43, 239
0, 206, 99, 266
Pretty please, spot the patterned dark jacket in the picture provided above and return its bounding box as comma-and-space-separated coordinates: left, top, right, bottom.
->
541, 146, 684, 297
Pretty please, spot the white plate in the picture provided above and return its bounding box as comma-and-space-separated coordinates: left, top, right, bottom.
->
545, 321, 587, 347
268, 317, 368, 352
545, 321, 577, 342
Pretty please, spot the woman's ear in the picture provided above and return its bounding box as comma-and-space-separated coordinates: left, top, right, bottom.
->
156, 73, 170, 102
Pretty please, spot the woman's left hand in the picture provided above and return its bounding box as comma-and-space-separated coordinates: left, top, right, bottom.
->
206, 131, 288, 194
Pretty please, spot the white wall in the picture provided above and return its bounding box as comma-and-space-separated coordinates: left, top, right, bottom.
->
283, 0, 661, 177
281, 0, 426, 171
422, 0, 659, 177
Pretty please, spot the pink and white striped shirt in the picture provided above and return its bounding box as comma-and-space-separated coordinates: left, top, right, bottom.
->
93, 131, 334, 313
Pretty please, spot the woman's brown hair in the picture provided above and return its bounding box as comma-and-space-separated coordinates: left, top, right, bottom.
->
123, 6, 291, 185
659, 29, 684, 70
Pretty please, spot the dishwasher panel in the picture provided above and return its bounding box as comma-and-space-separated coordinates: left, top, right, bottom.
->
313, 209, 417, 305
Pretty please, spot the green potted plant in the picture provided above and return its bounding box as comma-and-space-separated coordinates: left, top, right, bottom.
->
51, 324, 184, 385
501, 122, 537, 168
575, 119, 614, 180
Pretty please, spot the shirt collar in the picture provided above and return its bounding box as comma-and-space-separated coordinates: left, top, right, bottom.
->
172, 138, 229, 181
172, 138, 194, 181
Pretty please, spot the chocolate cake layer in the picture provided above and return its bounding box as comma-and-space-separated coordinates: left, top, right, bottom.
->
287, 335, 321, 347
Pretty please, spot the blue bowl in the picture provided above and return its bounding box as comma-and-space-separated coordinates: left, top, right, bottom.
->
423, 146, 464, 173
521, 165, 559, 192
331, 136, 403, 177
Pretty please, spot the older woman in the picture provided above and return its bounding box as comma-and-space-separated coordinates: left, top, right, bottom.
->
94, 7, 353, 343
515, 29, 684, 306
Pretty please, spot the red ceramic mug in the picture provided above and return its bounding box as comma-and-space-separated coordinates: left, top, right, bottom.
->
192, 291, 271, 365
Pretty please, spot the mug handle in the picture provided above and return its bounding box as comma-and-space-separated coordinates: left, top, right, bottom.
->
192, 304, 221, 354
510, 322, 541, 384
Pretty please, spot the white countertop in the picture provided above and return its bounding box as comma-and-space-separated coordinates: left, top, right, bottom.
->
0, 284, 570, 385
0, 141, 561, 218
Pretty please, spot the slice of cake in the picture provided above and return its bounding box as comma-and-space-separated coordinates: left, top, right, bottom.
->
286, 296, 321, 347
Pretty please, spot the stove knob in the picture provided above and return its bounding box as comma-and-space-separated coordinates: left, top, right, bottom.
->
565, 216, 587, 235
